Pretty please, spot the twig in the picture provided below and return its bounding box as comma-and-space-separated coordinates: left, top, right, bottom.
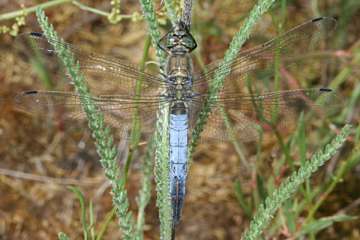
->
0, 168, 103, 186
336, 197, 360, 215
0, 0, 139, 23
0, 0, 71, 21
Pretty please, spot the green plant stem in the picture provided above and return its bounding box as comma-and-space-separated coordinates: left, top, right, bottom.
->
35, 8, 136, 239
139, 1, 172, 239
0, 0, 71, 21
124, 35, 152, 181
139, 0, 167, 65
303, 145, 360, 224
126, 35, 153, 238
69, 187, 89, 240
136, 135, 155, 238
241, 124, 352, 240
96, 208, 116, 240
72, 0, 109, 16
220, 107, 250, 170
193, 48, 249, 169
164, 0, 178, 26
0, 0, 136, 22
189, 0, 277, 156
73, 0, 136, 20
155, 105, 171, 240
336, 48, 360, 122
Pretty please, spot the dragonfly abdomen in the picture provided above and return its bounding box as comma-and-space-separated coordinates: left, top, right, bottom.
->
169, 113, 188, 225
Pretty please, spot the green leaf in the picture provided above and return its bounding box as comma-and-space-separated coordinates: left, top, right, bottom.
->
299, 214, 357, 237
283, 200, 296, 233
96, 208, 116, 240
58, 232, 70, 240
89, 201, 96, 240
296, 113, 307, 164
234, 180, 252, 218
69, 186, 89, 240
242, 125, 352, 240
256, 174, 268, 202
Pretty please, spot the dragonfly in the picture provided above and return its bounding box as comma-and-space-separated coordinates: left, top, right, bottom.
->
12, 17, 339, 237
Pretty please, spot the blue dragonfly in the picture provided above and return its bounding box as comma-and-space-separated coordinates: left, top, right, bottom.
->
12, 17, 339, 236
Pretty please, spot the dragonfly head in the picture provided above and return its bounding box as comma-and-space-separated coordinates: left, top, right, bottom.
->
158, 21, 197, 53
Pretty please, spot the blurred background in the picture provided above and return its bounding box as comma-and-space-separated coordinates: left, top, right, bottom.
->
0, 0, 359, 239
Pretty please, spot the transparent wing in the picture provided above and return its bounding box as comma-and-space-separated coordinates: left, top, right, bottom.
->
190, 88, 340, 142
189, 105, 260, 143
193, 17, 337, 88
13, 90, 165, 136
190, 17, 338, 142
13, 32, 168, 138
15, 32, 166, 96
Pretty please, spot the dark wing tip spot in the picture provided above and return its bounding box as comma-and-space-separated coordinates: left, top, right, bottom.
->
24, 90, 38, 95
312, 16, 337, 24
319, 88, 333, 92
30, 32, 43, 37
312, 16, 337, 23
312, 17, 325, 22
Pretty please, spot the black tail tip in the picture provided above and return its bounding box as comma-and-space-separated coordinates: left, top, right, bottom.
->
319, 88, 333, 92
171, 227, 176, 240
23, 90, 38, 95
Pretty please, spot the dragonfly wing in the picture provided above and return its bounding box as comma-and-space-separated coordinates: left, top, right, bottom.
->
15, 32, 165, 96
190, 17, 339, 143
190, 88, 341, 143
189, 103, 260, 143
193, 17, 337, 88
13, 90, 162, 137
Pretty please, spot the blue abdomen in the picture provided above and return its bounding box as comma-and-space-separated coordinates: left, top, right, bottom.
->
169, 113, 188, 224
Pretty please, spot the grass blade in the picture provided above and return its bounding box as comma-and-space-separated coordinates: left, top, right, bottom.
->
241, 124, 352, 240
69, 186, 89, 240
36, 8, 136, 239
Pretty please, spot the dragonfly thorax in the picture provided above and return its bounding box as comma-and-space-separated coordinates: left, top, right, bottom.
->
166, 54, 193, 77
164, 52, 193, 109
158, 21, 197, 54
